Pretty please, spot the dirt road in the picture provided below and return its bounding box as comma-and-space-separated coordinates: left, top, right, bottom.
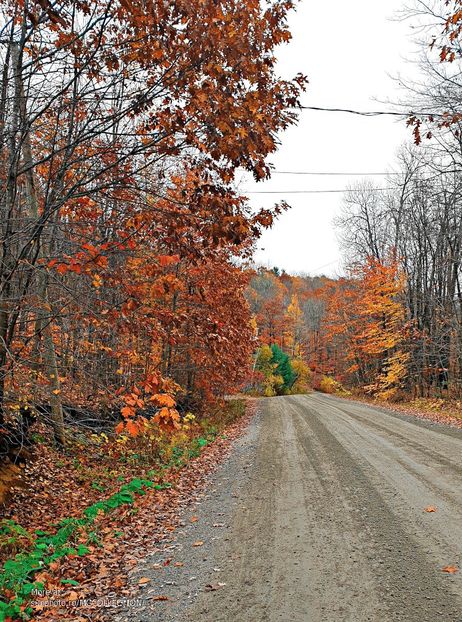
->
118, 394, 462, 622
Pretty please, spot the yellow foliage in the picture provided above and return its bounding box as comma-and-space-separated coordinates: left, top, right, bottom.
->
318, 375, 350, 396
291, 358, 311, 394
367, 350, 409, 400
263, 374, 283, 397
91, 432, 110, 445
284, 294, 304, 357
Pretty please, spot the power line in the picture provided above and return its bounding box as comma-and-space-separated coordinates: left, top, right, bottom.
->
245, 187, 392, 194
297, 105, 443, 117
306, 258, 341, 273
272, 171, 399, 176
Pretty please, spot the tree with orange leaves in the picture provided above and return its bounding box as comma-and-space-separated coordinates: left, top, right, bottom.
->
246, 269, 288, 346
0, 0, 306, 444
320, 257, 409, 398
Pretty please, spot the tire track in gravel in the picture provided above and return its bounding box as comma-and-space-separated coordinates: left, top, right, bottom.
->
308, 393, 462, 473
303, 394, 462, 558
286, 395, 462, 621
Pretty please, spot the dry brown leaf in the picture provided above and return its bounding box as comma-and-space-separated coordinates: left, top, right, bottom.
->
98, 564, 109, 577
190, 515, 199, 522
442, 565, 459, 574
68, 591, 79, 601
138, 577, 151, 585
174, 561, 184, 567
424, 506, 438, 513
152, 595, 169, 601
192, 540, 204, 547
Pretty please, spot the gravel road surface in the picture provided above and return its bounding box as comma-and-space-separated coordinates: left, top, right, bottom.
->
116, 393, 462, 622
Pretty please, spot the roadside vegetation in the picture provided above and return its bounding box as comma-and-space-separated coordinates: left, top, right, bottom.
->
246, 251, 461, 417
0, 399, 247, 620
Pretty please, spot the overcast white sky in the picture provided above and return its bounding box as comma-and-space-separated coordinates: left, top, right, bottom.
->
242, 0, 422, 277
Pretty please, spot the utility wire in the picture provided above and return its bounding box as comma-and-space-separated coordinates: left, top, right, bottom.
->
308, 258, 341, 273
245, 187, 392, 194
296, 105, 444, 117
272, 171, 399, 176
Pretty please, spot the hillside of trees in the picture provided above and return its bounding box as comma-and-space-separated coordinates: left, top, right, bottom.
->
248, 194, 462, 402
248, 234, 462, 402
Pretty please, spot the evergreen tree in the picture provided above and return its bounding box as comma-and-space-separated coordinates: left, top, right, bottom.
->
270, 344, 297, 393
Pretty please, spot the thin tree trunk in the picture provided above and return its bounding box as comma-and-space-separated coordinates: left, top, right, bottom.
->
11, 42, 65, 446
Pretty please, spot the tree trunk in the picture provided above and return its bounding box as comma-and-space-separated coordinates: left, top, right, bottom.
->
11, 42, 65, 446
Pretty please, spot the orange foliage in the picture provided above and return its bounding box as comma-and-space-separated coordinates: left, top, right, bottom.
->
0, 0, 306, 439
248, 259, 410, 400
319, 257, 409, 398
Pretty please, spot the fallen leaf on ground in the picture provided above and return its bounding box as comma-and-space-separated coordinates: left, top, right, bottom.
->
192, 540, 204, 547
190, 515, 198, 522
424, 506, 438, 513
97, 564, 109, 577
174, 561, 184, 567
138, 577, 151, 585
152, 595, 169, 601
442, 565, 459, 574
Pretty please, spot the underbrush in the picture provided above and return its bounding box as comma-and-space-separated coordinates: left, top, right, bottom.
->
0, 398, 246, 621
396, 397, 462, 420
313, 375, 351, 397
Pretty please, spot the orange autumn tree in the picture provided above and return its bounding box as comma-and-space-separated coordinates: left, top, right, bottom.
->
246, 269, 288, 346
357, 258, 410, 399
321, 257, 409, 398
319, 278, 365, 382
